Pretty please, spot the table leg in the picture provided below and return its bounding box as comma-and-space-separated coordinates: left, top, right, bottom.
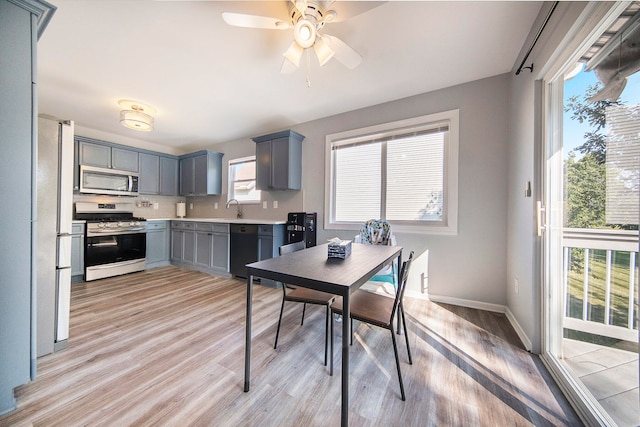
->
341, 291, 350, 427
396, 251, 403, 334
244, 275, 254, 392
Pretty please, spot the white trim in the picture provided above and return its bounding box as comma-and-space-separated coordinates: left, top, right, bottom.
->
538, 3, 636, 427
428, 293, 533, 352
227, 155, 261, 204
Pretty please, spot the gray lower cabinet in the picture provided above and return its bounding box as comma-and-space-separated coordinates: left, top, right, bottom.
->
71, 223, 85, 282
146, 221, 170, 268
194, 223, 229, 274
171, 221, 229, 276
172, 221, 195, 264
257, 224, 285, 286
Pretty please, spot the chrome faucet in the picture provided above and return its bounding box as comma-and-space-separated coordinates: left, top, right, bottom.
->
226, 198, 242, 218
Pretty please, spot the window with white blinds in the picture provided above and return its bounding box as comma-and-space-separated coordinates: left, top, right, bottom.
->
325, 110, 459, 234
228, 156, 261, 203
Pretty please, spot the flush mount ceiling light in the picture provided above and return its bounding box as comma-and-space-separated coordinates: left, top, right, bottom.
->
118, 99, 156, 132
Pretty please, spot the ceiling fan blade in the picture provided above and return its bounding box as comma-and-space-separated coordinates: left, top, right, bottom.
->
222, 12, 290, 30
292, 0, 307, 17
323, 34, 361, 69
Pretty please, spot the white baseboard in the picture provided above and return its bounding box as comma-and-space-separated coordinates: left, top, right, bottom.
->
427, 293, 532, 352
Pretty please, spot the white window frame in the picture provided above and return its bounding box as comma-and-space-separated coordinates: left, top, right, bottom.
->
324, 109, 459, 235
228, 156, 261, 204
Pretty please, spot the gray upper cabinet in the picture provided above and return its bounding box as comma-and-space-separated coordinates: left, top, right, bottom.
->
139, 153, 160, 194
159, 156, 179, 196
253, 130, 305, 191
179, 150, 224, 196
78, 139, 139, 172
139, 153, 179, 196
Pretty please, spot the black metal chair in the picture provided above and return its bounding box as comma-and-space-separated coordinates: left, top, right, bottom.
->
329, 251, 414, 400
274, 241, 336, 366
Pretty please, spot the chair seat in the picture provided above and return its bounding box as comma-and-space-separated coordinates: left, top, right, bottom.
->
285, 287, 335, 305
330, 290, 394, 329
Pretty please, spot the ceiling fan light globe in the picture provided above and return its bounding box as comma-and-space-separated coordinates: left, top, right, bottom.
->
283, 41, 304, 67
294, 20, 316, 48
314, 36, 335, 66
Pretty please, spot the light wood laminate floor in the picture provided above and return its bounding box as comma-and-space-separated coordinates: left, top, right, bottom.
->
0, 266, 582, 426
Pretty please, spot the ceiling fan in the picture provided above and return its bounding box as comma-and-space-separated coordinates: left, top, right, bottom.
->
222, 0, 363, 73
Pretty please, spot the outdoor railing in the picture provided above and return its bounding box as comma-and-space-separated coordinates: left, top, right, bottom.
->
563, 228, 639, 342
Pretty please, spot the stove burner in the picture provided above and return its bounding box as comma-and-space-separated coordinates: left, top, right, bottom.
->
84, 216, 147, 223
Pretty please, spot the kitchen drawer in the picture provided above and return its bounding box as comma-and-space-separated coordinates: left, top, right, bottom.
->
146, 221, 167, 230
195, 222, 213, 232
172, 221, 195, 230
212, 223, 229, 234
258, 224, 274, 236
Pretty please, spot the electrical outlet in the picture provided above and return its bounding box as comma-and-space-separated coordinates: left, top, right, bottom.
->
514, 277, 519, 294
214, 202, 218, 209
189, 203, 193, 210
153, 202, 159, 210
273, 200, 278, 209
263, 201, 267, 209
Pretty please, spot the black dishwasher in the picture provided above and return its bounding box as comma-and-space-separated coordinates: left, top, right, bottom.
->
229, 224, 258, 279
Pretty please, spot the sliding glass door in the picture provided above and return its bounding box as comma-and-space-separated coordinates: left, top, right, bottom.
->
542, 4, 639, 426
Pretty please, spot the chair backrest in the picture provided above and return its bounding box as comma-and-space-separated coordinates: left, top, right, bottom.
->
278, 241, 306, 294
360, 219, 392, 246
390, 251, 414, 322
279, 240, 305, 256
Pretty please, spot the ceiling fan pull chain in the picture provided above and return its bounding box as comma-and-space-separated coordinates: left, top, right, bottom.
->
306, 49, 312, 88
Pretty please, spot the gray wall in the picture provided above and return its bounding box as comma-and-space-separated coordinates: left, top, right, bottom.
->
506, 2, 592, 353
204, 74, 511, 304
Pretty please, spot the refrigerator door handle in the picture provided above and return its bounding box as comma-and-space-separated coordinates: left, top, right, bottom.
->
57, 234, 72, 269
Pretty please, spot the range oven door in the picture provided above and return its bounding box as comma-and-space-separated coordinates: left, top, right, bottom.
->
85, 231, 146, 281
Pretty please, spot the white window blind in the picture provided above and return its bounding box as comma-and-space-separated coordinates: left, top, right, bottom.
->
605, 104, 640, 225
228, 156, 261, 203
326, 110, 458, 234
386, 130, 446, 221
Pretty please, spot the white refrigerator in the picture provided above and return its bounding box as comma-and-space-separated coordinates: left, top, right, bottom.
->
36, 117, 74, 356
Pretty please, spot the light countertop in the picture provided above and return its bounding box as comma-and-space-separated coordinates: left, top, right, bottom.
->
146, 217, 286, 225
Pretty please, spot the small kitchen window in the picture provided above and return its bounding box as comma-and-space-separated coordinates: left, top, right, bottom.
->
228, 156, 261, 203
324, 109, 459, 235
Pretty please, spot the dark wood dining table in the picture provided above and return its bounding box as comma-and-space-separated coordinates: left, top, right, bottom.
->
243, 242, 403, 427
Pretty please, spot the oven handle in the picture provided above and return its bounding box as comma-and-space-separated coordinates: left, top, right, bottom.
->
87, 227, 147, 236
89, 259, 145, 270
90, 239, 118, 247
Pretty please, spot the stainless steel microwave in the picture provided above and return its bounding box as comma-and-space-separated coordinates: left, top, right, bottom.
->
79, 165, 139, 196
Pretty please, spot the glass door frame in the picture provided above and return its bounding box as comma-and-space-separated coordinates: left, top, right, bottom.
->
538, 2, 636, 426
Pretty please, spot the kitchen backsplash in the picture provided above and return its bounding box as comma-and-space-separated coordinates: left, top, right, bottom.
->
73, 193, 186, 219
187, 190, 304, 221
72, 190, 304, 220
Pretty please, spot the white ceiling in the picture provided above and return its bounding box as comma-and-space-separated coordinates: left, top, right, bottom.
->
37, 1, 542, 153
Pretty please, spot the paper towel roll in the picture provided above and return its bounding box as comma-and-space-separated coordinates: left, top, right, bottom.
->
176, 202, 186, 218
